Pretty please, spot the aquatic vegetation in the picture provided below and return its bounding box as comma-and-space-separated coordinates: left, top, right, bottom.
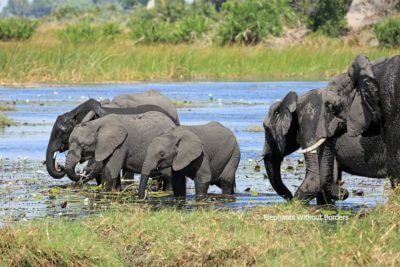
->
0, 103, 16, 111
0, 112, 12, 127
245, 125, 264, 132
171, 99, 196, 108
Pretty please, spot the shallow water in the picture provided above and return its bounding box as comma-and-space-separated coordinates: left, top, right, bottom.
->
0, 82, 389, 225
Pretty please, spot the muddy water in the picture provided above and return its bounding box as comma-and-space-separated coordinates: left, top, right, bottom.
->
0, 82, 389, 225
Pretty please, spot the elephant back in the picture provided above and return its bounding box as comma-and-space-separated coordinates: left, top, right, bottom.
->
105, 90, 180, 125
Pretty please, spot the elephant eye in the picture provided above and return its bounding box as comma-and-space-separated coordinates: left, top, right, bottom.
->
159, 151, 165, 157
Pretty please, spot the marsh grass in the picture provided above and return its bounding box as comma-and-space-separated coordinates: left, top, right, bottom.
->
0, 112, 12, 127
0, 28, 399, 85
1, 194, 400, 266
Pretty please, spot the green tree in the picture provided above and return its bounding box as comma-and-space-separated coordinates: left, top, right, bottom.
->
307, 0, 351, 37
4, 0, 31, 17
117, 0, 147, 9
216, 0, 297, 45
31, 0, 54, 17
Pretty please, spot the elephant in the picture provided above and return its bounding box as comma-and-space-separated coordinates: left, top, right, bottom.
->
317, 54, 400, 188
45, 90, 180, 180
65, 112, 177, 190
138, 122, 240, 199
262, 88, 387, 203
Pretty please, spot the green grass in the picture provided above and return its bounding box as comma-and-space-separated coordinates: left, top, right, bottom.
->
0, 31, 399, 85
2, 194, 400, 266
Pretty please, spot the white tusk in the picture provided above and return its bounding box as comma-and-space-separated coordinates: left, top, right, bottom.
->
297, 138, 326, 154
53, 151, 58, 159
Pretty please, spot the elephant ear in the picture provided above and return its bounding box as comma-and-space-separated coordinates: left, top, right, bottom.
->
271, 91, 298, 154
172, 130, 203, 171
347, 55, 380, 136
95, 125, 128, 162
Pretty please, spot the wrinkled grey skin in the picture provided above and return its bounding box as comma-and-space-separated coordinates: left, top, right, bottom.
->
320, 54, 400, 188
65, 112, 176, 190
46, 90, 179, 180
138, 122, 240, 198
263, 88, 387, 203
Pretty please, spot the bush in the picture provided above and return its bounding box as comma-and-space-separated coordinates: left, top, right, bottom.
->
216, 0, 297, 45
0, 18, 38, 41
129, 1, 216, 44
305, 0, 350, 37
374, 17, 400, 47
57, 20, 121, 43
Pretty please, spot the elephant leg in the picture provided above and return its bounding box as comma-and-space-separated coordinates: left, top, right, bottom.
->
193, 157, 212, 198
294, 152, 321, 202
121, 170, 134, 180
171, 173, 186, 197
161, 176, 173, 191
320, 141, 349, 201
217, 144, 240, 195
101, 148, 125, 191
316, 157, 348, 205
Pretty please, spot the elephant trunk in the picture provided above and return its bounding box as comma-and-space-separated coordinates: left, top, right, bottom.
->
264, 158, 293, 200
139, 159, 156, 199
65, 152, 82, 182
46, 139, 65, 179
139, 174, 150, 199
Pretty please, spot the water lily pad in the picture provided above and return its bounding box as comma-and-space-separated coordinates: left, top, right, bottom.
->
91, 185, 103, 191
148, 192, 172, 198
49, 188, 61, 195
254, 164, 261, 172
250, 191, 259, 197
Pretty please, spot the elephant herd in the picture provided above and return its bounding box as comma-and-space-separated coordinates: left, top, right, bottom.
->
46, 54, 400, 204
46, 90, 239, 199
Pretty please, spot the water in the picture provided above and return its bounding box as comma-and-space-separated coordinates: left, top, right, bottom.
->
0, 82, 388, 224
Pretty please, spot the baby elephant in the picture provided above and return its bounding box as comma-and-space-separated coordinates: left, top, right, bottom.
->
138, 122, 240, 198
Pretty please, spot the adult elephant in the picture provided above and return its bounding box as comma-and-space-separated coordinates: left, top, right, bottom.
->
314, 54, 399, 188
45, 90, 180, 179
262, 88, 387, 203
65, 112, 176, 190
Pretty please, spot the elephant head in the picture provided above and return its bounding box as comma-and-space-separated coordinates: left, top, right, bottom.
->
139, 129, 203, 199
65, 119, 127, 182
46, 99, 101, 179
263, 88, 349, 202
262, 91, 298, 200
298, 54, 381, 156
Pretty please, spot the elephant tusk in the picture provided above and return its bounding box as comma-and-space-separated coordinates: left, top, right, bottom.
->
297, 138, 326, 154
53, 151, 58, 159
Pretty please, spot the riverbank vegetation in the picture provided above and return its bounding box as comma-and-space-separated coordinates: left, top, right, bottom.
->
1, 193, 399, 266
0, 0, 398, 85
0, 34, 399, 85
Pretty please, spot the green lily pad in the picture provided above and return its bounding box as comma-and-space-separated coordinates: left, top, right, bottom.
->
49, 188, 61, 195
250, 191, 259, 197
148, 192, 172, 198
90, 185, 103, 191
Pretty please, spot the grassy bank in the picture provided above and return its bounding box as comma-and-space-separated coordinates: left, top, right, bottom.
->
1, 194, 399, 266
0, 35, 399, 85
